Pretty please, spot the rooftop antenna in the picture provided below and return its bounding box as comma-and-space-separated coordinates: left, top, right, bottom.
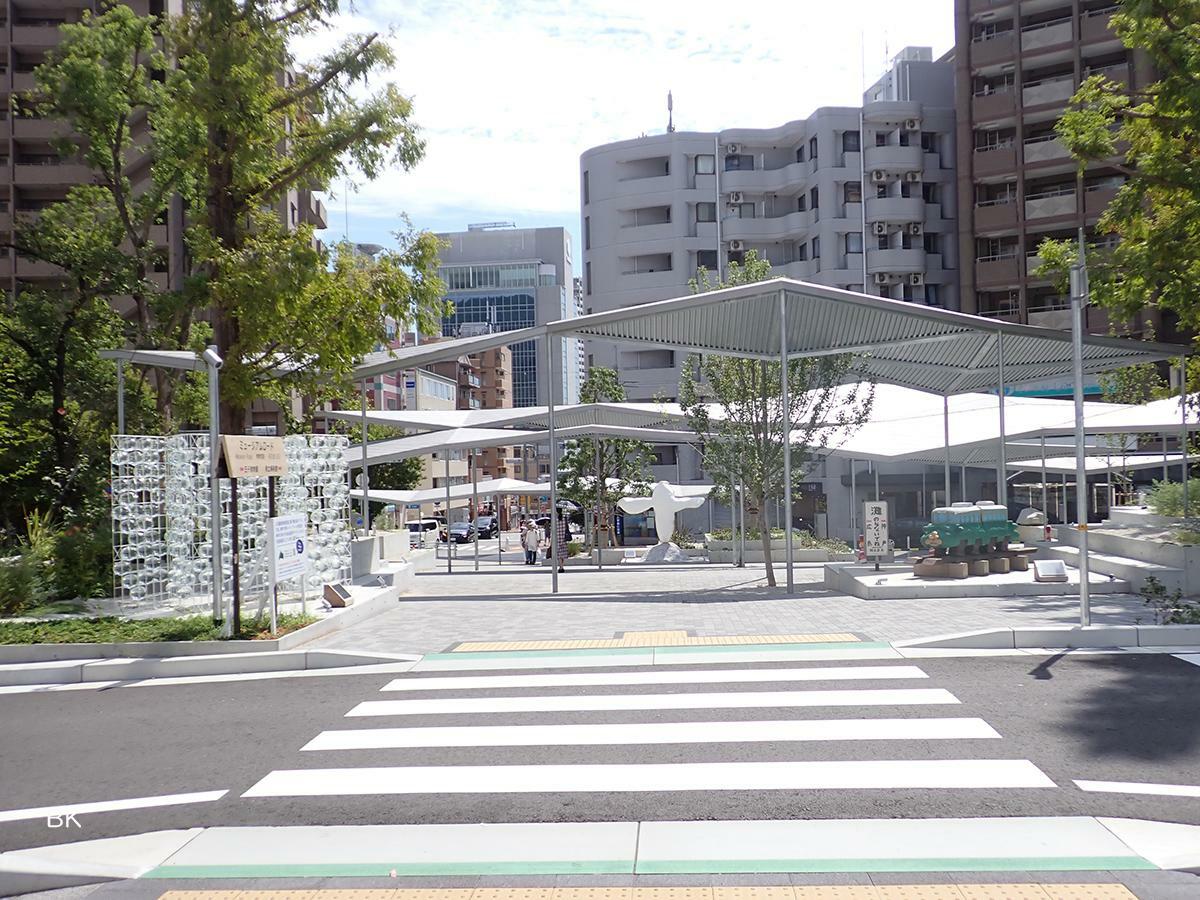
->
667, 90, 675, 133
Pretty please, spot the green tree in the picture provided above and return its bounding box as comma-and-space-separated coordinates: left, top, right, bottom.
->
32, 1, 451, 431
556, 367, 654, 549
679, 252, 875, 587
1035, 0, 1200, 350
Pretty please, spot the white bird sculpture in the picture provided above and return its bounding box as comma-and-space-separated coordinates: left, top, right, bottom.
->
617, 480, 708, 544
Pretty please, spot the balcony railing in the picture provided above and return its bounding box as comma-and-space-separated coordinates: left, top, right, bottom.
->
1021, 16, 1073, 51
1023, 133, 1070, 162
1022, 75, 1075, 107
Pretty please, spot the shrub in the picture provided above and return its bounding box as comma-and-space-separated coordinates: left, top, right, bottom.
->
1140, 575, 1200, 625
1147, 480, 1196, 517
567, 540, 583, 557
0, 550, 51, 617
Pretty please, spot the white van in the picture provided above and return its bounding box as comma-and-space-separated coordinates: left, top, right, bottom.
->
406, 518, 440, 548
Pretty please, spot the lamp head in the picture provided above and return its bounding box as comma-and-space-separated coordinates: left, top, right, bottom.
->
202, 346, 224, 370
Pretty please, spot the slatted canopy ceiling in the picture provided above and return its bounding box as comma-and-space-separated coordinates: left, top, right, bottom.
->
352, 326, 546, 381
326, 401, 690, 433
548, 278, 1188, 395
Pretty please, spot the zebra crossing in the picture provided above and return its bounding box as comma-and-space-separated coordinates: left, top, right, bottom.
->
241, 651, 1060, 802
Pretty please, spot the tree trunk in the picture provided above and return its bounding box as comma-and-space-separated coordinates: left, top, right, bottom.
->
758, 495, 775, 587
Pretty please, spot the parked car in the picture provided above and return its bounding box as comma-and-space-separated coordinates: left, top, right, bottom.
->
474, 515, 499, 539
441, 521, 477, 544
406, 518, 440, 546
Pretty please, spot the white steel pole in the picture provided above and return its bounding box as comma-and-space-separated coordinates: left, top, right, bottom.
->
547, 335, 559, 593
360, 381, 370, 535
1181, 357, 1189, 517
996, 331, 1008, 510
942, 396, 951, 504
1070, 233, 1090, 625
205, 346, 224, 632
445, 451, 452, 575
779, 289, 794, 592
1041, 435, 1048, 514
472, 451, 479, 571
116, 360, 126, 435
595, 440, 603, 570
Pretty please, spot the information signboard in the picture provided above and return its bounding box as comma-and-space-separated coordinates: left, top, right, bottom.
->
863, 501, 890, 557
268, 513, 308, 583
221, 435, 288, 478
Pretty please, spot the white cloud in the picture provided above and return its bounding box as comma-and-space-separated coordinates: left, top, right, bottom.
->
303, 0, 955, 253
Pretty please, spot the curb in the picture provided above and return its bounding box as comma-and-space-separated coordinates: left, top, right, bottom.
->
0, 647, 419, 687
894, 623, 1200, 650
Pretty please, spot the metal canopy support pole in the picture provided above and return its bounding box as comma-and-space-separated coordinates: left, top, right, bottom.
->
444, 451, 452, 575
472, 451, 479, 572
1181, 357, 1189, 516
594, 441, 603, 570
961, 463, 967, 502
737, 478, 746, 567
779, 289, 794, 593
996, 331, 1008, 510
1163, 433, 1169, 483
942, 395, 951, 505
496, 493, 502, 566
205, 345, 224, 632
1070, 234, 1090, 625
116, 360, 126, 435
874, 464, 880, 502
360, 381, 370, 535
1041, 435, 1048, 514
546, 335, 559, 594
850, 459, 857, 539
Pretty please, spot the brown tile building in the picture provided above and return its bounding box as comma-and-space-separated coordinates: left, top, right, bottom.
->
425, 342, 516, 480
953, 0, 1162, 338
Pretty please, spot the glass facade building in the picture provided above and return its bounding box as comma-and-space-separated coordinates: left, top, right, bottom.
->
441, 288, 539, 407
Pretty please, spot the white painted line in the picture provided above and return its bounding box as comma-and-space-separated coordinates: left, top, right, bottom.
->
123, 661, 419, 688
347, 687, 959, 717
0, 790, 228, 824
1076, 779, 1200, 798
1174, 653, 1200, 667
242, 759, 1053, 797
303, 717, 1000, 750
1098, 817, 1200, 870
411, 647, 903, 671
380, 665, 928, 692
0, 682, 115, 696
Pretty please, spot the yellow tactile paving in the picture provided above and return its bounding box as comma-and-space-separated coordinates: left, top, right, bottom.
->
451, 631, 860, 651
553, 889, 635, 900
713, 888, 797, 900
790, 888, 877, 899
629, 890, 713, 900
471, 890, 556, 900
958, 886, 1050, 900
876, 888, 966, 900
1039, 887, 1137, 900
389, 892, 473, 900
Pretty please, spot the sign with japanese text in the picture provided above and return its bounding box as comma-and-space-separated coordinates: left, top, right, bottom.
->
221, 435, 288, 478
863, 501, 889, 557
268, 514, 308, 583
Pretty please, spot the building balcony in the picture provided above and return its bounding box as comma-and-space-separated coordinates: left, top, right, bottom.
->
864, 195, 924, 224
13, 118, 71, 140
721, 161, 809, 194
14, 162, 94, 185
1085, 184, 1120, 215
12, 25, 64, 49
11, 72, 36, 92
1025, 188, 1076, 220
866, 247, 925, 275
1022, 75, 1075, 108
972, 91, 1015, 122
16, 257, 64, 279
971, 31, 1016, 69
863, 144, 923, 174
611, 173, 673, 197
723, 211, 811, 241
1023, 134, 1071, 164
621, 221, 677, 242
1021, 18, 1073, 54
970, 0, 1014, 13
1085, 62, 1129, 88
975, 255, 1021, 286
1080, 6, 1117, 43
973, 144, 1017, 178
860, 100, 921, 126
974, 199, 1019, 231
301, 192, 327, 229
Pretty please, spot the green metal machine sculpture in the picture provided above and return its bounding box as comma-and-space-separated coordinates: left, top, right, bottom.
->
915, 501, 1027, 579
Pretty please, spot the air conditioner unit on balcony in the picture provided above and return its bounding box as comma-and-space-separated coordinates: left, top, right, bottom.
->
872, 221, 888, 236
905, 171, 922, 182
725, 143, 740, 155
909, 272, 925, 286
870, 170, 888, 183
905, 118, 921, 131
729, 240, 745, 252
873, 272, 891, 285
907, 222, 924, 235
728, 191, 744, 204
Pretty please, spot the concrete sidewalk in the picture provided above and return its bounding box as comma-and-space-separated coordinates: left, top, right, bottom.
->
310, 562, 1152, 655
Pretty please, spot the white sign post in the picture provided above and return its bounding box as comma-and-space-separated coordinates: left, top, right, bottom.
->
863, 501, 889, 570
267, 513, 308, 636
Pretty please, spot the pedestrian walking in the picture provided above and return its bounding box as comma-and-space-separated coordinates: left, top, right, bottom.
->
554, 514, 568, 574
522, 521, 540, 565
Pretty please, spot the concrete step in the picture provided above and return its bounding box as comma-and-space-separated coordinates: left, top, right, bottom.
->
1055, 526, 1188, 567
1040, 544, 1181, 593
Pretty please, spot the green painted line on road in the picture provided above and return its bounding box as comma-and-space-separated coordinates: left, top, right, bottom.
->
654, 641, 888, 655
635, 855, 1157, 873
145, 860, 634, 878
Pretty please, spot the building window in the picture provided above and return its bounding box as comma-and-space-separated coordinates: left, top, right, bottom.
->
808, 136, 818, 160
724, 153, 754, 171
878, 234, 889, 250
696, 249, 718, 270
582, 170, 589, 204
921, 183, 940, 204
585, 261, 592, 295
843, 181, 862, 204
289, 203, 297, 226
795, 146, 805, 163
809, 187, 819, 210
923, 233, 941, 254
584, 216, 590, 250
925, 284, 941, 306
921, 132, 939, 154
811, 237, 820, 259
797, 243, 808, 261
696, 202, 716, 223
694, 154, 715, 174
842, 131, 860, 152
796, 195, 807, 212
735, 202, 755, 219
650, 445, 678, 466
844, 232, 863, 254
619, 349, 675, 370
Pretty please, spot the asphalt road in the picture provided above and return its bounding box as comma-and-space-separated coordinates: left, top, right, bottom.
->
2, 652, 1199, 854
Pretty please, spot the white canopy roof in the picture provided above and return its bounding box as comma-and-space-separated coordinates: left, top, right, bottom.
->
1008, 453, 1187, 476
353, 477, 553, 506
327, 401, 691, 433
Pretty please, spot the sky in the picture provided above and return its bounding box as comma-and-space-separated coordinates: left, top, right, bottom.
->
308, 0, 955, 260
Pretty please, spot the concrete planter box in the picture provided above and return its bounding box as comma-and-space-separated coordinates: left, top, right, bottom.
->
377, 531, 411, 561
706, 537, 854, 564
351, 535, 380, 577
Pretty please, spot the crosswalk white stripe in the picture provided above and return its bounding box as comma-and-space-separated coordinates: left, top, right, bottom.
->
1075, 779, 1200, 798
346, 687, 959, 717
242, 759, 1054, 797
301, 716, 1001, 750
380, 665, 928, 693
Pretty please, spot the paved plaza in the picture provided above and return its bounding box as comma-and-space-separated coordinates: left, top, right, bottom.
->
314, 556, 1151, 655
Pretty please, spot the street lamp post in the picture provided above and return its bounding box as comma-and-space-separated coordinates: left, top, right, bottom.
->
1069, 234, 1091, 626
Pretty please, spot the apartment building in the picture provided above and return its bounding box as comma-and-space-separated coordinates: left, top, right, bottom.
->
580, 47, 958, 404
426, 340, 517, 480
436, 224, 581, 408
953, 0, 1157, 337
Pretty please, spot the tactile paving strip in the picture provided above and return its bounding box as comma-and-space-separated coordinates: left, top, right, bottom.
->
451, 631, 861, 652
